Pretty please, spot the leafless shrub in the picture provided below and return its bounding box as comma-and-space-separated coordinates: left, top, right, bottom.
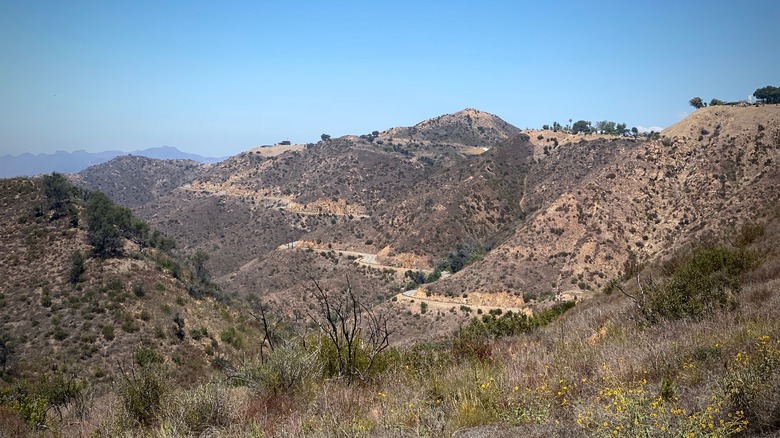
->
308, 277, 393, 384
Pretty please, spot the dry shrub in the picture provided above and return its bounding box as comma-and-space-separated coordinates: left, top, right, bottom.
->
236, 340, 322, 397
160, 381, 247, 435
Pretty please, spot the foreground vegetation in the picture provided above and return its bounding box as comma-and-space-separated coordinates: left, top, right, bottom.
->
2, 236, 779, 437
1, 177, 779, 436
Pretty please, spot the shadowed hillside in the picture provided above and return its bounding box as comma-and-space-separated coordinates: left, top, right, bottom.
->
72, 155, 208, 208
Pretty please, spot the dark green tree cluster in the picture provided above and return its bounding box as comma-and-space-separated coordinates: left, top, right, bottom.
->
690, 96, 727, 108
545, 120, 629, 136
40, 174, 176, 260
754, 85, 780, 104
85, 192, 172, 257
85, 192, 133, 257
572, 120, 591, 134
689, 97, 705, 109
595, 121, 627, 135
41, 173, 72, 213
149, 230, 176, 251
436, 243, 483, 274
41, 173, 81, 225
69, 251, 85, 283
359, 130, 381, 143
404, 269, 441, 289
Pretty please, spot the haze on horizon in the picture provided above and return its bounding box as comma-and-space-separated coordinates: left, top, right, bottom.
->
1, 0, 778, 157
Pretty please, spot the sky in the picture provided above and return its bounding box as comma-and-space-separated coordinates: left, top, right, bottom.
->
1, 1, 778, 157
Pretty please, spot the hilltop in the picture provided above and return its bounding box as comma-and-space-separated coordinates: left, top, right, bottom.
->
379, 108, 522, 151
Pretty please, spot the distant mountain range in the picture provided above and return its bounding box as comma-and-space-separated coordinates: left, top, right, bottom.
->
0, 145, 223, 177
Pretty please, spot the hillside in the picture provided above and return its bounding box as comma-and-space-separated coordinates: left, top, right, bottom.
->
432, 105, 780, 300
73, 111, 519, 281
71, 106, 780, 323
72, 155, 208, 208
1, 174, 778, 436
307, 133, 536, 266
0, 177, 262, 387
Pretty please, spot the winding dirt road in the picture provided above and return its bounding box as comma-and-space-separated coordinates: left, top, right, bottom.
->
279, 241, 530, 314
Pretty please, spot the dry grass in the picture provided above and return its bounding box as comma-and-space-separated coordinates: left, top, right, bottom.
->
2, 270, 778, 436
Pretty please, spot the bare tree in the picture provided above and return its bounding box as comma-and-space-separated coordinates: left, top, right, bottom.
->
249, 299, 279, 362
307, 276, 392, 384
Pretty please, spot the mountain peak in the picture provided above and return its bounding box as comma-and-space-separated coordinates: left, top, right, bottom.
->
380, 109, 521, 148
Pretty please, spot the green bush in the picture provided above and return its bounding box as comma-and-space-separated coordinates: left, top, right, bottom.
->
453, 302, 575, 362
135, 347, 163, 368
452, 319, 492, 361
10, 374, 86, 429
220, 327, 243, 350
316, 334, 379, 380
102, 324, 115, 341
646, 246, 758, 321
118, 364, 168, 425
11, 393, 48, 429
397, 342, 453, 375
69, 251, 85, 284
41, 172, 73, 214
722, 334, 780, 431
121, 314, 140, 333
189, 327, 207, 341
85, 191, 133, 257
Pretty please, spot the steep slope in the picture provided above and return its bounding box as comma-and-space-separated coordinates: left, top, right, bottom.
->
70, 108, 780, 321
432, 105, 780, 300
139, 190, 312, 277
304, 133, 536, 267
661, 104, 780, 140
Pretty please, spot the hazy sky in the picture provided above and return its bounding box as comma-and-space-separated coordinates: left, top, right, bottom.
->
1, 1, 778, 157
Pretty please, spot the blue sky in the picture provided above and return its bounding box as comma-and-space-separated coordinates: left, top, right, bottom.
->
1, 1, 778, 157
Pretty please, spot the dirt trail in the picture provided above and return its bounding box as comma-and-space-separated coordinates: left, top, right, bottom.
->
397, 288, 531, 315
279, 241, 532, 314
